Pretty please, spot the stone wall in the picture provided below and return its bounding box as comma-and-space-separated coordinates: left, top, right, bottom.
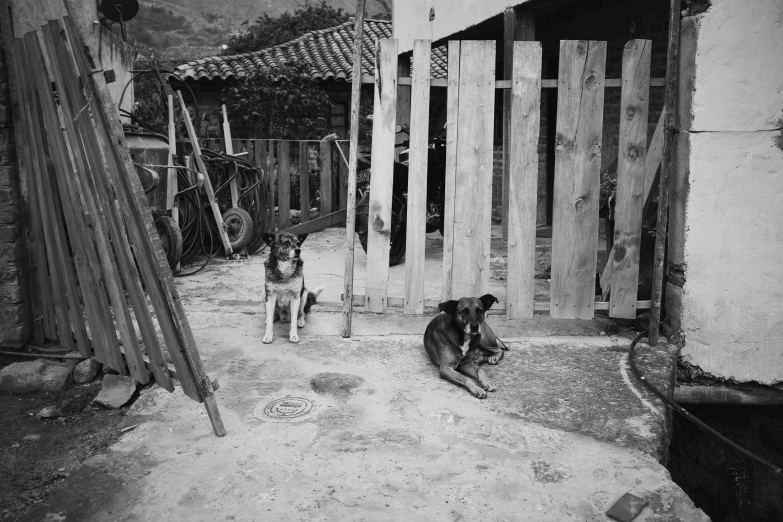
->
0, 26, 31, 347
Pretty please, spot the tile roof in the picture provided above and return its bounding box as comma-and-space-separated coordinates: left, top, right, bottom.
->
174, 19, 447, 83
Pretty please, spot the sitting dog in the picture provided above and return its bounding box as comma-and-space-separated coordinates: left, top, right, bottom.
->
262, 232, 322, 344
423, 294, 509, 398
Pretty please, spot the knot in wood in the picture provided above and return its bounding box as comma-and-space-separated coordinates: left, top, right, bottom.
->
574, 197, 585, 211
576, 41, 586, 55
584, 73, 596, 89
628, 146, 639, 160
626, 106, 636, 119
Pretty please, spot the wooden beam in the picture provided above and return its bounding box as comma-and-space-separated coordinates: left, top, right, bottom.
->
674, 384, 783, 405
221, 105, 240, 208
382, 77, 665, 89
364, 37, 398, 313
506, 41, 542, 320
319, 141, 333, 215
403, 40, 432, 314
341, 0, 367, 337
608, 40, 651, 319
344, 294, 651, 312
278, 141, 291, 230
502, 8, 535, 241
284, 209, 346, 235
299, 142, 310, 222
550, 41, 606, 320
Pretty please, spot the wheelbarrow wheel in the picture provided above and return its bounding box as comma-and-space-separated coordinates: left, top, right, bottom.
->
222, 207, 254, 251
154, 216, 182, 270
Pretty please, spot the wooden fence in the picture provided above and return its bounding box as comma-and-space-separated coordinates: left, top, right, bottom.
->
351, 38, 661, 321
200, 139, 350, 232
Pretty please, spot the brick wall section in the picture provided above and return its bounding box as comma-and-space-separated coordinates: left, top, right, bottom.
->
0, 34, 31, 347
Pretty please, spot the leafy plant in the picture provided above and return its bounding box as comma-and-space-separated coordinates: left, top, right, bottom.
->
223, 61, 332, 140
224, 0, 350, 55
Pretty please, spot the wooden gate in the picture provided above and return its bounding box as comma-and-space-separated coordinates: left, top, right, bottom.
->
351, 38, 660, 320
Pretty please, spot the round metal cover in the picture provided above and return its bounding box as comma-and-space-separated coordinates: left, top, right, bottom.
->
262, 397, 313, 419
100, 0, 140, 23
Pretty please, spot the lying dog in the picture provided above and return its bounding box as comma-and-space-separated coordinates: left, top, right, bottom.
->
423, 294, 509, 398
262, 232, 322, 344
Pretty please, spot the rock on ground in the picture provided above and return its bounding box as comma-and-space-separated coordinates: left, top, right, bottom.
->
41, 365, 73, 393
73, 359, 102, 384
0, 359, 72, 394
93, 375, 137, 409
36, 406, 63, 418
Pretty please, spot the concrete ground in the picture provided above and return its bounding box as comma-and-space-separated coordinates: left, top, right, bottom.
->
24, 228, 708, 521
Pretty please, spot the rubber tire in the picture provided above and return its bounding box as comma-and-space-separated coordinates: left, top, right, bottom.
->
222, 207, 255, 251
154, 216, 182, 269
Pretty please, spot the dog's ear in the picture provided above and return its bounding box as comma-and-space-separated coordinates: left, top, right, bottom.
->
297, 233, 309, 245
438, 300, 459, 315
479, 294, 498, 311
262, 233, 276, 247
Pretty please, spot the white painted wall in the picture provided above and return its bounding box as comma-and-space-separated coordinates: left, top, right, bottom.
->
680, 0, 783, 384
393, 0, 532, 53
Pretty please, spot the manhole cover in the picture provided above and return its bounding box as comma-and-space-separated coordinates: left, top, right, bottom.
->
262, 397, 313, 419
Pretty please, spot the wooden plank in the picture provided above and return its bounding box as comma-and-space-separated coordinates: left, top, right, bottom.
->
9, 39, 55, 341
441, 40, 460, 301
14, 41, 67, 345
378, 77, 665, 89
221, 105, 240, 208
607, 40, 651, 319
254, 140, 273, 232
550, 40, 606, 319
299, 142, 310, 222
600, 109, 665, 298
338, 142, 348, 209
502, 8, 535, 241
450, 41, 496, 299
674, 384, 783, 405
166, 95, 177, 211
176, 91, 232, 254
26, 32, 125, 371
319, 141, 333, 215
284, 209, 347, 235
61, 15, 209, 408
278, 141, 291, 230
364, 37, 398, 313
341, 0, 367, 336
345, 294, 651, 312
506, 41, 542, 320
403, 40, 432, 314
46, 21, 173, 388
650, 0, 682, 346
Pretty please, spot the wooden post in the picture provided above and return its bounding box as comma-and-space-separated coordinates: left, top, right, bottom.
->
550, 40, 606, 320
278, 141, 291, 230
222, 105, 240, 208
608, 40, 651, 319
364, 38, 398, 313
403, 40, 432, 314
319, 141, 333, 215
450, 41, 496, 299
441, 41, 461, 301
177, 91, 233, 254
299, 141, 310, 223
649, 0, 682, 345
505, 41, 542, 320
342, 0, 367, 336
338, 142, 348, 209
502, 8, 535, 241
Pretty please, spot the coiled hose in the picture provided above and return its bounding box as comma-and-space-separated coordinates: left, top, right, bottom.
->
629, 331, 781, 475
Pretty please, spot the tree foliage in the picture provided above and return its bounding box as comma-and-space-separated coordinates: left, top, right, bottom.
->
224, 1, 350, 55
224, 61, 332, 140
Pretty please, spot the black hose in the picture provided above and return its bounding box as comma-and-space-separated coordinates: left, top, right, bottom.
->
628, 330, 782, 475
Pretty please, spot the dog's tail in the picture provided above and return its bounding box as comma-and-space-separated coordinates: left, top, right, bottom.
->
303, 285, 325, 314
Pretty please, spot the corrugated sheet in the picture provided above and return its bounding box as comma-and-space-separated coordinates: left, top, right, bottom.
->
174, 19, 447, 82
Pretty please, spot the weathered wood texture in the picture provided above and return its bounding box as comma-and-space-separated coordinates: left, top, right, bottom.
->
505, 41, 542, 320
346, 294, 651, 312
449, 41, 496, 299
502, 8, 535, 241
320, 141, 333, 215
403, 40, 432, 314
364, 38, 398, 313
278, 141, 291, 230
607, 40, 651, 319
299, 142, 310, 222
441, 40, 461, 301
550, 40, 606, 319
222, 105, 240, 207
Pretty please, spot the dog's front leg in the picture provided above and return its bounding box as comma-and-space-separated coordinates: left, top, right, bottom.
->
439, 364, 487, 399
459, 360, 496, 393
297, 291, 307, 328
289, 296, 301, 343
263, 293, 277, 344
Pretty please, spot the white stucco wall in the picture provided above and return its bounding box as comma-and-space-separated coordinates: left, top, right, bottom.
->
680, 0, 783, 384
392, 0, 532, 52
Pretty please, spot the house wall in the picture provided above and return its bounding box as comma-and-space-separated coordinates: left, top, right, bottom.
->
676, 0, 783, 384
